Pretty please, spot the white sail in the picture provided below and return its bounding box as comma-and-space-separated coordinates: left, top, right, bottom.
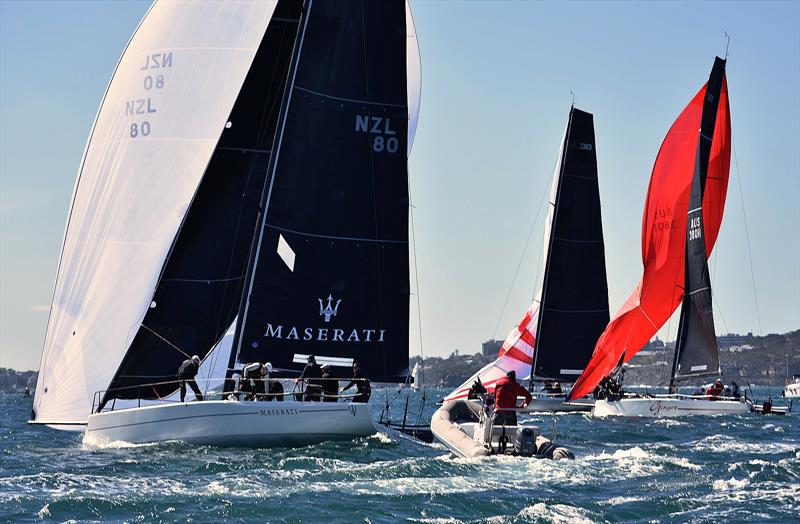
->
33, 1, 279, 425
406, 0, 422, 154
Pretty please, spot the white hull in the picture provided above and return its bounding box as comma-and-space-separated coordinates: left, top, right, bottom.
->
84, 400, 375, 447
594, 397, 750, 417
784, 382, 800, 399
523, 396, 594, 413
430, 400, 572, 459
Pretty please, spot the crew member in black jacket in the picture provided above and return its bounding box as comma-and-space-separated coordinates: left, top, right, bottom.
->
342, 362, 371, 403
321, 364, 339, 402
299, 355, 323, 401
177, 355, 203, 402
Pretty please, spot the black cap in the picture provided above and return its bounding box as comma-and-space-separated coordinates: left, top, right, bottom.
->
307, 355, 316, 363
506, 370, 516, 379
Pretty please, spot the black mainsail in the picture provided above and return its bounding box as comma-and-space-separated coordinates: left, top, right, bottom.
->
103, 0, 304, 403
443, 106, 609, 402
229, 1, 410, 382
670, 57, 727, 386
532, 107, 610, 382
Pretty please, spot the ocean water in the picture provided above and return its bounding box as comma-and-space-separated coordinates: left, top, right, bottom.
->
1, 387, 797, 523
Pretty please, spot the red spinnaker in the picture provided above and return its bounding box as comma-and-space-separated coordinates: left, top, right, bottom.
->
569, 74, 731, 400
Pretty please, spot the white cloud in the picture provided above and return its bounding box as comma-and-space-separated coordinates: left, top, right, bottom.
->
28, 305, 50, 312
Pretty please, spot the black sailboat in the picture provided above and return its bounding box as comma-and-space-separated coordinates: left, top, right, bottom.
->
668, 57, 726, 390
441, 106, 609, 412
34, 0, 422, 446
591, 56, 749, 417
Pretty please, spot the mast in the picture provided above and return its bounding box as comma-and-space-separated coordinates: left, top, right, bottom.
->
669, 57, 727, 390
227, 0, 313, 385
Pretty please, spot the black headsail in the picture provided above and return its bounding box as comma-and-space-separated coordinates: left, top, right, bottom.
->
670, 57, 727, 386
229, 1, 410, 382
102, 0, 304, 404
532, 107, 610, 382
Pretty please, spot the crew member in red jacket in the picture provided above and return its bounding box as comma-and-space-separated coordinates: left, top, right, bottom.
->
493, 370, 532, 426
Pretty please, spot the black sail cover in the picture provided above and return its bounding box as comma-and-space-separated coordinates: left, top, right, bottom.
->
231, 1, 410, 382
672, 58, 726, 381
103, 0, 304, 402
533, 107, 610, 381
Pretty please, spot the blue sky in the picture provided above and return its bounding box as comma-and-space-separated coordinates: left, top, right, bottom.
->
1, 0, 798, 371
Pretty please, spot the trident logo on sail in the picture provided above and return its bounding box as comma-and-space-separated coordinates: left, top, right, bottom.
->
318, 295, 341, 322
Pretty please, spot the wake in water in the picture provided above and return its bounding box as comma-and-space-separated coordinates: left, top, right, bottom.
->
2, 388, 798, 523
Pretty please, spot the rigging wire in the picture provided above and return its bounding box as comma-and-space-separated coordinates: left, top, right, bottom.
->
409, 167, 428, 425
731, 137, 763, 336
491, 156, 557, 338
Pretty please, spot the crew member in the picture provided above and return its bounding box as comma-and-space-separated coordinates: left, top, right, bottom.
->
177, 355, 203, 402
706, 378, 724, 399
342, 362, 371, 403
468, 378, 487, 399
263, 362, 284, 401
321, 365, 339, 402
299, 355, 323, 401
493, 370, 531, 426
730, 381, 741, 399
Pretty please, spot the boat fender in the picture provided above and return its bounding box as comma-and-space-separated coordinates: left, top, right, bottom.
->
536, 440, 557, 459
552, 447, 575, 460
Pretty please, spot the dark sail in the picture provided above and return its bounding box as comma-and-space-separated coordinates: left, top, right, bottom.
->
231, 0, 410, 382
103, 0, 304, 402
671, 57, 727, 383
532, 107, 610, 381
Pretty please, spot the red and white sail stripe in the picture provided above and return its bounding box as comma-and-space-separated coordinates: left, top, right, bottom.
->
444, 304, 538, 402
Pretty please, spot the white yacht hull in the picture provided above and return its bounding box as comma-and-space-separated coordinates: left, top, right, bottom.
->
523, 396, 594, 413
784, 381, 800, 399
594, 397, 750, 417
84, 400, 375, 447
430, 400, 573, 459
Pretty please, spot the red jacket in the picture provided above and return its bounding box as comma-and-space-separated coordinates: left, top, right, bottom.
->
494, 376, 532, 410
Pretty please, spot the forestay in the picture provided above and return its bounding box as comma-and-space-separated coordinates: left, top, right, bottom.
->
33, 1, 280, 425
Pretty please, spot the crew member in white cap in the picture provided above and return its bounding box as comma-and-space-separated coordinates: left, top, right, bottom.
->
264, 362, 284, 401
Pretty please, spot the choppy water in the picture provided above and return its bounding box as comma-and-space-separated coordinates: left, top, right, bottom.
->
1, 387, 798, 523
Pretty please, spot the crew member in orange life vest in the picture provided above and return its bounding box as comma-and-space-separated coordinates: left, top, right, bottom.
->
493, 370, 531, 426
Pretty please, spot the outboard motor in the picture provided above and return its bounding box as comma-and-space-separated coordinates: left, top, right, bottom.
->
514, 427, 537, 457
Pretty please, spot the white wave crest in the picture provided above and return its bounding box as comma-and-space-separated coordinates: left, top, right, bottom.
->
694, 434, 797, 455
518, 502, 595, 523
712, 477, 749, 491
